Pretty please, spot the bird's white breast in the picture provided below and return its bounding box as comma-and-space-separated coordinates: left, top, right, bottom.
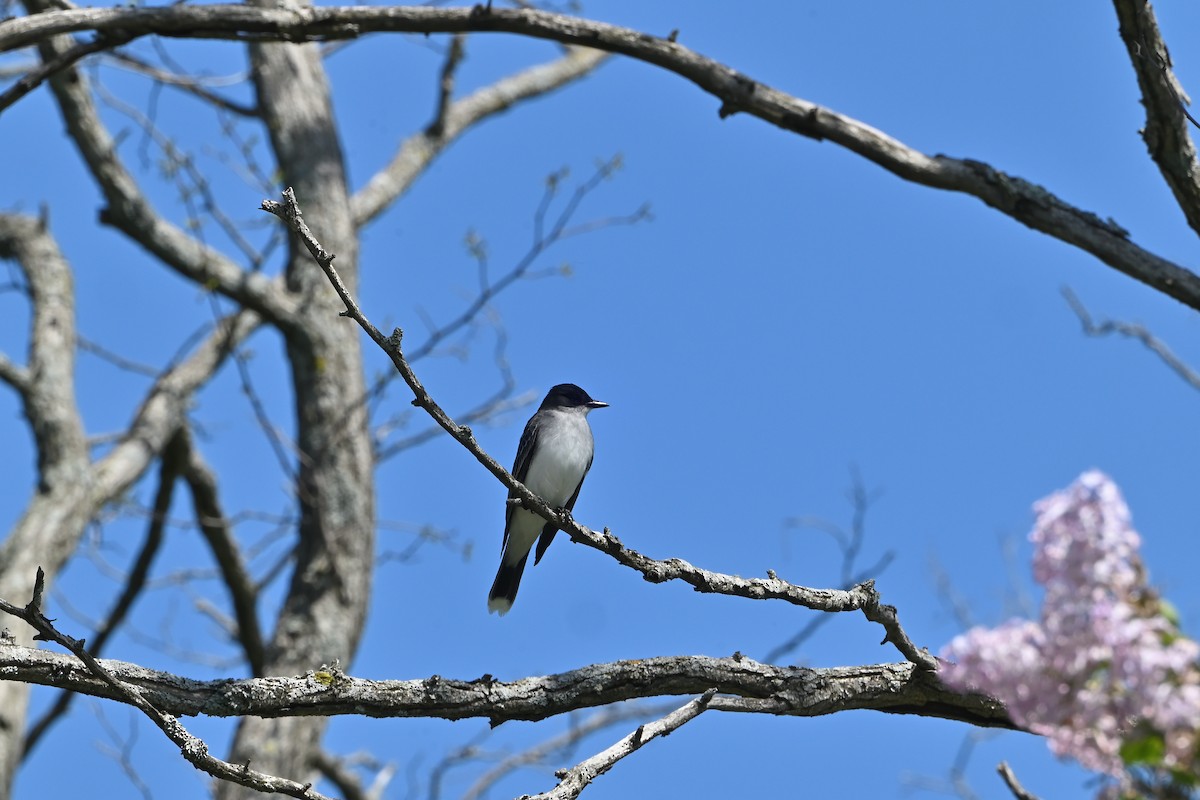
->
523, 409, 594, 507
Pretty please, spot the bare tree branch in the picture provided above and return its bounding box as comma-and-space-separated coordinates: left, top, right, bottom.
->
91, 704, 154, 800
5, 5, 1198, 308
0, 213, 87, 491
351, 43, 608, 227
102, 49, 257, 117
458, 703, 677, 800
1112, 0, 1200, 237
21, 432, 181, 758
0, 29, 134, 112
767, 468, 893, 663
0, 210, 88, 782
175, 426, 266, 676
0, 352, 30, 395
0, 569, 336, 800
526, 690, 716, 800
902, 730, 995, 800
90, 310, 260, 503
218, 9, 378, 793
0, 212, 254, 784
18, 0, 300, 329
0, 643, 1013, 728
1063, 286, 1200, 392
77, 334, 162, 378
311, 750, 395, 800
429, 33, 464, 136
997, 761, 1042, 800
263, 187, 936, 670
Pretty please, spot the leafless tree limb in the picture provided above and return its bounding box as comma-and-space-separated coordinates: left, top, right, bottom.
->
89, 310, 260, 503
77, 334, 162, 378
362, 159, 642, 454
18, 0, 299, 330
0, 210, 87, 784
767, 468, 893, 664
0, 641, 1012, 728
1063, 286, 1200, 392
0, 569, 336, 799
1112, 0, 1200, 237
6, 5, 1197, 308
458, 703, 677, 800
0, 213, 87, 492
313, 751, 395, 800
526, 690, 716, 800
403, 156, 644, 365
90, 703, 154, 800
351, 43, 608, 227
997, 761, 1042, 800
311, 751, 372, 800
21, 432, 181, 758
902, 730, 997, 800
175, 426, 266, 676
374, 387, 534, 463
0, 28, 133, 112
429, 33, 464, 136
101, 49, 256, 117
374, 321, 533, 462
263, 186, 936, 671
0, 352, 30, 395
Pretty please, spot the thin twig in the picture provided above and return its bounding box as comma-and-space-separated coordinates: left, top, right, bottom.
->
0, 568, 334, 799
0, 30, 134, 113
22, 435, 180, 757
525, 690, 716, 800
0, 644, 1014, 728
459, 703, 678, 800
997, 761, 1041, 800
176, 426, 266, 675
1063, 286, 1200, 392
262, 188, 937, 672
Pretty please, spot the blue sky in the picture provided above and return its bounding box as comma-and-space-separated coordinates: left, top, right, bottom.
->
4, 1, 1200, 798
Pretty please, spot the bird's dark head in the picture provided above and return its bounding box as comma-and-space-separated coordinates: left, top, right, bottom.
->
541, 383, 608, 412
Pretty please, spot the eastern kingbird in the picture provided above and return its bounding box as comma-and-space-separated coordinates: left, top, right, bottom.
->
488, 383, 607, 615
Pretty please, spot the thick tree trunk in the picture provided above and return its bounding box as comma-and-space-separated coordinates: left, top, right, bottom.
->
215, 22, 376, 796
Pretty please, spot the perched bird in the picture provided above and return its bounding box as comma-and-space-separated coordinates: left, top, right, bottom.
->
488, 383, 608, 615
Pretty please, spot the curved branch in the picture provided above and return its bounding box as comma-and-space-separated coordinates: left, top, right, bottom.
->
175, 426, 266, 676
459, 703, 677, 800
0, 213, 87, 491
0, 29, 133, 113
528, 691, 716, 800
264, 187, 935, 671
20, 1, 299, 329
0, 571, 334, 800
90, 310, 260, 502
1063, 286, 1200, 392
5, 4, 1198, 307
0, 353, 30, 395
0, 644, 1013, 729
351, 44, 608, 227
1112, 0, 1200, 237
21, 430, 180, 758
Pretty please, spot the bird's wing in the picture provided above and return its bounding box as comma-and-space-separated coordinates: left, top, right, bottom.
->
533, 453, 592, 565
501, 412, 543, 553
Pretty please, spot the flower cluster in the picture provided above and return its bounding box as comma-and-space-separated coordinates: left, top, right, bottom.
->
940, 471, 1200, 782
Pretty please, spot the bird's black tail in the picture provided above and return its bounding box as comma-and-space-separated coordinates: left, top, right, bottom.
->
487, 553, 530, 616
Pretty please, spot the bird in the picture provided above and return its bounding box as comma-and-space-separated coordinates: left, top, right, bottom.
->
488, 383, 608, 615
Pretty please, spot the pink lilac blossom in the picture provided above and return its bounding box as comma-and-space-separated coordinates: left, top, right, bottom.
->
940, 471, 1200, 777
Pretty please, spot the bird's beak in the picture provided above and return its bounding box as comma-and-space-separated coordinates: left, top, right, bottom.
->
587, 400, 609, 409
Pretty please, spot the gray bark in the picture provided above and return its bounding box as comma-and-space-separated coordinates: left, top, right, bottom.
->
213, 9, 376, 795
0, 645, 1013, 730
